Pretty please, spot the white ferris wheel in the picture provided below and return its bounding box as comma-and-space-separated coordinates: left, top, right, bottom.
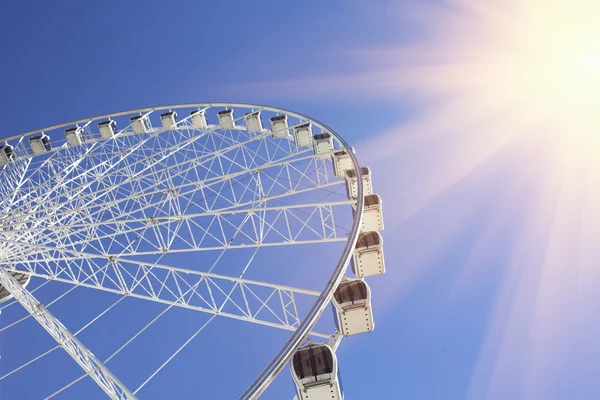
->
0, 103, 385, 399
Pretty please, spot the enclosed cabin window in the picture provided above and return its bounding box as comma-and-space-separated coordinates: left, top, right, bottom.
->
334, 280, 369, 309
345, 166, 373, 199
130, 115, 151, 134
0, 144, 14, 165
218, 109, 236, 129
244, 111, 263, 133
190, 110, 208, 129
293, 345, 335, 384
356, 231, 381, 250
312, 133, 333, 157
352, 231, 385, 277
345, 166, 371, 180
160, 111, 178, 129
65, 126, 84, 146
270, 115, 289, 138
293, 122, 313, 148
353, 194, 384, 232
36, 135, 51, 150
99, 119, 117, 139
364, 193, 380, 209
332, 147, 354, 177
29, 134, 52, 154
332, 278, 374, 336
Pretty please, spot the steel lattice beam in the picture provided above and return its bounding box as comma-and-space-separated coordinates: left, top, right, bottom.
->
0, 267, 137, 400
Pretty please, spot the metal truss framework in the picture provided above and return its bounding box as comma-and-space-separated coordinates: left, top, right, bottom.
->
0, 267, 137, 400
0, 103, 361, 399
1, 242, 330, 337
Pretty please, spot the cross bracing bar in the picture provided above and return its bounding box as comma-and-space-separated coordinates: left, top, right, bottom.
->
2, 203, 348, 262
1, 155, 342, 236
5, 201, 354, 234
0, 244, 329, 338
2, 121, 314, 228
0, 103, 359, 398
0, 267, 137, 400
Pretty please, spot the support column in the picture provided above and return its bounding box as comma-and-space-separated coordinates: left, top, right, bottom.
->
0, 268, 137, 400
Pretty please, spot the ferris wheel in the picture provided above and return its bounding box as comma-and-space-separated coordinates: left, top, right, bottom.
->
0, 103, 385, 399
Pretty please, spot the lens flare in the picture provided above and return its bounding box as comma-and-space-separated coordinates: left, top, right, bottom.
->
353, 0, 600, 398
580, 51, 600, 72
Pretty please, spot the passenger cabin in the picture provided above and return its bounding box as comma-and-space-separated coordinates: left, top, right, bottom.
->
65, 127, 84, 146
160, 111, 178, 128
218, 109, 236, 129
352, 231, 385, 277
130, 115, 151, 134
293, 122, 313, 148
313, 133, 333, 157
353, 194, 384, 232
0, 271, 31, 304
291, 343, 342, 400
244, 111, 263, 133
190, 110, 208, 129
0, 143, 14, 166
333, 279, 374, 336
345, 167, 373, 200
29, 134, 52, 155
270, 115, 289, 138
99, 119, 117, 139
332, 147, 355, 177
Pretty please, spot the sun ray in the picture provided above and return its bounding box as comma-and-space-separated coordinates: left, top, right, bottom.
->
351, 0, 600, 397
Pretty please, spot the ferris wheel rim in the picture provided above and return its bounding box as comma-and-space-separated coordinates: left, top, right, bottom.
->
0, 102, 365, 398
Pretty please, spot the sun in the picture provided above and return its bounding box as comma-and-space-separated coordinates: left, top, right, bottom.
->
374, 1, 600, 397
411, 0, 600, 162
579, 51, 600, 72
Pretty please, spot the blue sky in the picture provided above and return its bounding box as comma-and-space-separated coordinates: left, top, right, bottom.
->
2, 0, 600, 399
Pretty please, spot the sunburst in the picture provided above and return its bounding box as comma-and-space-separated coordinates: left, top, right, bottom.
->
356, 1, 600, 397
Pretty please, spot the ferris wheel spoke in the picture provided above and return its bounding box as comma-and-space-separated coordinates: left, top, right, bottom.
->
72, 147, 319, 222
0, 103, 369, 399
8, 201, 349, 259
1, 245, 330, 337
3, 141, 317, 236
0, 268, 137, 400
3, 159, 347, 256
0, 295, 126, 383
0, 281, 79, 334
5, 200, 352, 240
0, 179, 347, 266
1, 152, 339, 253
2, 183, 349, 267
11, 123, 275, 223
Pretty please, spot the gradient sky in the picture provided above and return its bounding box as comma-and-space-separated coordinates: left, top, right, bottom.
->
1, 0, 600, 399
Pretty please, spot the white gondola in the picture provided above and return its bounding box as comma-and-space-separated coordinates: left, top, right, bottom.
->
0, 143, 14, 166
29, 134, 52, 155
345, 166, 372, 200
160, 111, 178, 128
218, 109, 235, 129
65, 126, 84, 146
0, 270, 31, 304
291, 343, 342, 400
352, 231, 385, 277
98, 119, 117, 139
353, 194, 384, 232
190, 109, 208, 129
332, 279, 374, 336
130, 115, 151, 134
332, 147, 355, 177
293, 122, 313, 148
270, 115, 289, 138
244, 111, 262, 133
313, 133, 333, 157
